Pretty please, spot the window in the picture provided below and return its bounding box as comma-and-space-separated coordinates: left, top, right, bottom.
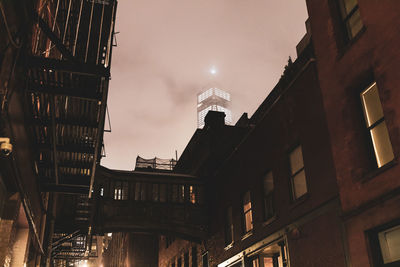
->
242, 191, 253, 233
224, 206, 234, 246
289, 145, 308, 199
249, 240, 288, 267
192, 246, 198, 267
361, 82, 394, 168
378, 225, 400, 264
369, 222, 400, 266
263, 171, 275, 221
113, 181, 128, 200
338, 0, 363, 41
202, 252, 209, 267
184, 252, 189, 267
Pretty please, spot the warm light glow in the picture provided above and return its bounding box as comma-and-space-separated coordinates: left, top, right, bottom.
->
209, 66, 217, 75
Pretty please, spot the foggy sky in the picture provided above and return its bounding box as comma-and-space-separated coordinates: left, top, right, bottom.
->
101, 0, 308, 170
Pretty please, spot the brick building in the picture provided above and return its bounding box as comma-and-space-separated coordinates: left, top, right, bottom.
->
158, 1, 400, 267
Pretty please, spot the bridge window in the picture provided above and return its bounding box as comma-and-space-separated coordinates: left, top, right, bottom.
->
178, 185, 185, 203
152, 184, 159, 201
189, 186, 196, 204
243, 191, 253, 233
160, 184, 167, 202
172, 185, 178, 202
114, 181, 128, 200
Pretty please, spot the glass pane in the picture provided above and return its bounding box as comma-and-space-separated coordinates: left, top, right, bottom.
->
263, 172, 274, 194
370, 122, 394, 167
152, 184, 159, 201
252, 258, 259, 267
293, 170, 307, 199
347, 8, 363, 38
361, 82, 384, 127
243, 191, 251, 212
245, 210, 253, 232
135, 182, 141, 201
159, 184, 166, 202
342, 0, 358, 15
264, 195, 274, 220
289, 146, 304, 174
378, 225, 400, 263
263, 258, 273, 267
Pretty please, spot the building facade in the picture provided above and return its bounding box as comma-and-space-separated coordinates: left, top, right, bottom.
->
158, 1, 400, 267
197, 88, 232, 129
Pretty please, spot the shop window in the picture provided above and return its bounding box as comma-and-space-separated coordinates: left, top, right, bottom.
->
249, 240, 288, 267
263, 171, 275, 221
224, 206, 234, 246
243, 191, 253, 233
202, 252, 209, 267
360, 82, 394, 168
192, 246, 198, 267
338, 0, 363, 41
289, 145, 308, 200
185, 252, 189, 267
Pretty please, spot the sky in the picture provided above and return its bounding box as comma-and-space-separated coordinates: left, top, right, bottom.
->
101, 0, 309, 170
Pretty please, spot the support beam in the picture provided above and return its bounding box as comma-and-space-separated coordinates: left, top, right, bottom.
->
38, 144, 95, 154
28, 56, 110, 77
27, 83, 102, 101
32, 117, 99, 129
33, 12, 75, 62
42, 184, 89, 194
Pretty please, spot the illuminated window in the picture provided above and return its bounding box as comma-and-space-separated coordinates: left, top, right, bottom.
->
369, 222, 400, 266
338, 0, 363, 41
289, 145, 308, 200
360, 82, 394, 168
242, 191, 253, 233
224, 206, 234, 246
189, 186, 196, 204
263, 171, 275, 221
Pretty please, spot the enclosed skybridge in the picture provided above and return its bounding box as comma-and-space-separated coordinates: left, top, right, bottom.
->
92, 166, 208, 241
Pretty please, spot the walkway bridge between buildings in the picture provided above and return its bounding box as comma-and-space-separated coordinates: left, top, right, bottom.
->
92, 166, 208, 241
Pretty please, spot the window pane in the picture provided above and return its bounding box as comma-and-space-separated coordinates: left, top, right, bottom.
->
263, 172, 274, 194
370, 122, 394, 167
245, 210, 253, 232
347, 9, 363, 38
293, 170, 307, 199
263, 258, 274, 267
159, 184, 167, 202
243, 191, 251, 212
341, 0, 358, 16
361, 83, 384, 127
378, 225, 400, 264
290, 146, 304, 174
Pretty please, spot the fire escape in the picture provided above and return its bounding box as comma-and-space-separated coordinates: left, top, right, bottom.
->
26, 0, 117, 265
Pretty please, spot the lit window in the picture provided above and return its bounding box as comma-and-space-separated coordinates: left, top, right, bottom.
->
369, 223, 400, 266
338, 0, 363, 41
242, 191, 253, 233
289, 145, 308, 199
224, 206, 233, 246
360, 82, 394, 168
189, 186, 196, 204
263, 171, 275, 221
378, 225, 400, 264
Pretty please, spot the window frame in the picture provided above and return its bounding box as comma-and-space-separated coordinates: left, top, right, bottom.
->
360, 82, 395, 169
262, 170, 275, 222
367, 219, 400, 267
224, 205, 234, 248
242, 190, 254, 235
337, 0, 364, 43
288, 144, 308, 201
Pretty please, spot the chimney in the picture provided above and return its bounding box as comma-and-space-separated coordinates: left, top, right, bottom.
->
205, 111, 225, 129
